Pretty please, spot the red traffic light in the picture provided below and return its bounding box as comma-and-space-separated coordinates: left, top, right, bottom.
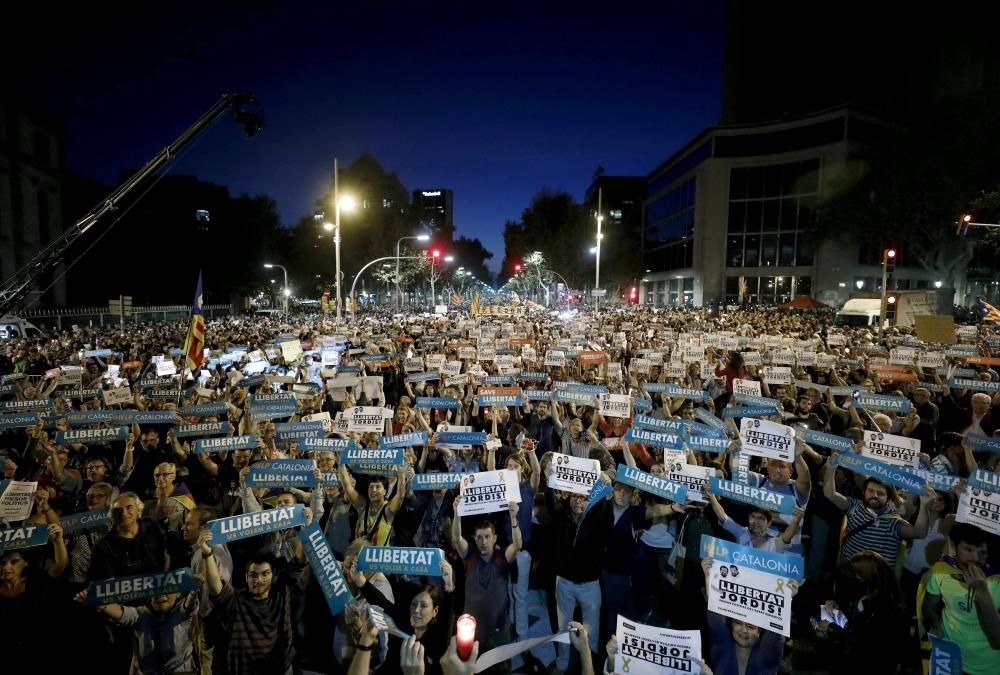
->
887, 295, 897, 304
514, 264, 521, 272
432, 250, 441, 258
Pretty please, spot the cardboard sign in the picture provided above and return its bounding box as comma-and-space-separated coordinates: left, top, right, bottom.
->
739, 418, 795, 462
615, 616, 701, 675
956, 470, 1000, 535
280, 340, 305, 362
762, 366, 792, 385
733, 379, 762, 396
457, 470, 521, 517
207, 504, 306, 544
85, 568, 197, 607
357, 546, 444, 576
0, 481, 38, 521
299, 523, 352, 615
708, 477, 795, 515
914, 315, 956, 345
547, 452, 602, 495
861, 430, 920, 468
613, 464, 687, 503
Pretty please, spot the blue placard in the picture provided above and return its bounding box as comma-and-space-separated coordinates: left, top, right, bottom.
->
274, 422, 325, 441
192, 434, 259, 454
722, 406, 778, 419
731, 393, 782, 409
584, 480, 614, 515
855, 392, 911, 413
693, 407, 729, 432
685, 435, 732, 454
964, 432, 1000, 453
632, 397, 653, 413
55, 427, 128, 445
298, 436, 358, 453
175, 422, 230, 438
379, 432, 428, 448
709, 477, 795, 515
911, 468, 961, 493
415, 397, 461, 409
236, 375, 267, 389
836, 450, 926, 493
700, 534, 804, 581
623, 427, 685, 449
207, 504, 306, 543
1, 398, 55, 412
560, 382, 609, 395
0, 524, 51, 551
178, 402, 229, 416
681, 417, 726, 438
132, 411, 179, 424
84, 349, 114, 358
337, 364, 362, 374
613, 464, 687, 503
482, 375, 515, 385
643, 383, 708, 400
250, 401, 297, 421
144, 388, 182, 400
524, 389, 552, 401
0, 383, 16, 397
60, 508, 112, 535
796, 428, 854, 452
299, 523, 352, 616
408, 371, 442, 382
357, 546, 444, 576
928, 636, 963, 675
476, 395, 524, 407
341, 446, 405, 473
86, 568, 197, 607
949, 377, 1000, 393
0, 412, 41, 429
633, 414, 687, 434
968, 468, 1000, 491
411, 472, 466, 491
518, 372, 548, 382
246, 459, 317, 488
62, 388, 102, 401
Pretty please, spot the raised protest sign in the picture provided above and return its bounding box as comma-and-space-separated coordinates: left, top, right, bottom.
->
55, 427, 128, 445
706, 559, 793, 637
60, 508, 112, 535
1, 398, 55, 412
633, 414, 687, 434
685, 435, 732, 454
298, 523, 351, 615
346, 406, 388, 432
357, 545, 444, 576
0, 524, 51, 552
709, 477, 795, 516
552, 389, 597, 406
435, 431, 487, 445
412, 472, 466, 491
86, 568, 197, 607
0, 412, 41, 429
379, 432, 428, 448
739, 418, 794, 462
733, 378, 762, 396
178, 402, 228, 416
298, 437, 357, 453
624, 427, 685, 450
476, 394, 525, 407
547, 453, 602, 496
724, 406, 781, 420
274, 422, 324, 441
762, 366, 792, 385
457, 470, 521, 517
598, 393, 630, 418
250, 400, 297, 421
693, 408, 730, 436
585, 480, 614, 515
632, 397, 653, 413
731, 393, 781, 409
855, 392, 911, 413
207, 504, 306, 544
415, 397, 461, 409
700, 535, 804, 581
614, 464, 687, 503
796, 428, 853, 452
340, 446, 404, 475
246, 459, 317, 488
643, 383, 708, 400
101, 387, 133, 406
964, 433, 1000, 453
193, 434, 259, 454
665, 461, 713, 503
0, 480, 37, 521
615, 616, 701, 675
836, 450, 926, 493
175, 422, 230, 438
524, 389, 552, 401
928, 636, 963, 675
956, 469, 1000, 535
862, 430, 920, 469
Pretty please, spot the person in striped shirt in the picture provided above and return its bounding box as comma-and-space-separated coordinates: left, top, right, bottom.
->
823, 453, 937, 567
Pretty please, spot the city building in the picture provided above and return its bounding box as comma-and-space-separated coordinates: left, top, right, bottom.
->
412, 188, 453, 232
583, 175, 646, 294
0, 103, 66, 305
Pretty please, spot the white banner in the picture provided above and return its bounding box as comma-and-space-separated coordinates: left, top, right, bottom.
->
0, 480, 38, 521
156, 359, 177, 376
615, 615, 701, 675
346, 406, 387, 432
742, 351, 763, 366
733, 378, 761, 396
861, 430, 920, 469
762, 366, 792, 385
458, 470, 521, 517
739, 417, 795, 462
547, 453, 602, 495
956, 486, 1000, 536
544, 351, 566, 367
708, 562, 792, 637
598, 393, 631, 418
665, 460, 714, 503
102, 387, 133, 406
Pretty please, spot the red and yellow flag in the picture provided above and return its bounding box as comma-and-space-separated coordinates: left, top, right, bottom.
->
183, 272, 206, 371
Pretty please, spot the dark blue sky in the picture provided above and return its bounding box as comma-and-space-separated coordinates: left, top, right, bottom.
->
29, 2, 724, 273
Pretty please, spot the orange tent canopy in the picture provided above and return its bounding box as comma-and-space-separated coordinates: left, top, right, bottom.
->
777, 295, 829, 309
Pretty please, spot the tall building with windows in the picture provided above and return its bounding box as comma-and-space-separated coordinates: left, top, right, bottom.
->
584, 175, 645, 290
412, 189, 453, 232
0, 103, 66, 305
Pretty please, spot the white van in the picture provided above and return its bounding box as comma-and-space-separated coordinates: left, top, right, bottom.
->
0, 316, 44, 340
833, 298, 883, 327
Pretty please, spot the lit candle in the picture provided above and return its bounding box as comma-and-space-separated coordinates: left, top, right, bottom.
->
456, 613, 477, 661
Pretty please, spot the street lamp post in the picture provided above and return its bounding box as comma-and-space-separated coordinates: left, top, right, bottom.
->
396, 234, 429, 311
263, 263, 288, 313
349, 256, 422, 316
595, 187, 603, 310
878, 248, 896, 344
322, 159, 355, 323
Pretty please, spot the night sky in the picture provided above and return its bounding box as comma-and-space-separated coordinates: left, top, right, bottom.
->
9, 1, 723, 274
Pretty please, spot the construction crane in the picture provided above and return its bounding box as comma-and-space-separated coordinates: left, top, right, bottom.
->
0, 92, 263, 315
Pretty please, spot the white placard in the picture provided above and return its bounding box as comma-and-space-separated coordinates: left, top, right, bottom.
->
795, 351, 817, 367
544, 351, 566, 367
521, 346, 537, 362
615, 616, 702, 675
742, 351, 763, 367
547, 453, 602, 495
762, 366, 792, 385
156, 359, 177, 376
917, 352, 945, 369
478, 346, 496, 362
683, 346, 704, 363
598, 393, 631, 418
0, 481, 38, 521
770, 350, 796, 366
708, 562, 792, 637
302, 411, 333, 434
861, 430, 921, 468
102, 387, 133, 406
956, 485, 1000, 536
441, 360, 464, 377
733, 379, 762, 396
666, 362, 686, 378
426, 354, 446, 370
457, 470, 521, 517
665, 460, 714, 503
631, 358, 651, 375
458, 347, 477, 360
404, 357, 424, 372
739, 417, 795, 462
346, 406, 387, 432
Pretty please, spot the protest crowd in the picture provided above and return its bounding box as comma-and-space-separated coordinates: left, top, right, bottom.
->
0, 302, 998, 675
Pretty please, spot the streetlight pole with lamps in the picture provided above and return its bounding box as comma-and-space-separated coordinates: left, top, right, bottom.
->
878, 247, 896, 344
263, 263, 289, 313
396, 234, 429, 310
595, 187, 603, 309
321, 159, 356, 323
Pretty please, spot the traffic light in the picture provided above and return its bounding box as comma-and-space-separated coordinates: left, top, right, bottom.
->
630, 287, 638, 303
885, 293, 898, 321
884, 248, 896, 272
514, 264, 521, 273
432, 249, 441, 259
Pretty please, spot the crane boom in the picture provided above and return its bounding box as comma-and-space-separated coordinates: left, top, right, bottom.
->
0, 92, 262, 315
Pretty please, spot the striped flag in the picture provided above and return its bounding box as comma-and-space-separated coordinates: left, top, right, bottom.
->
183, 272, 206, 371
450, 289, 463, 306
978, 299, 1000, 323
470, 292, 481, 316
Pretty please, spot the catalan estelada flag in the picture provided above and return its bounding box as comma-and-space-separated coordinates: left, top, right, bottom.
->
978, 298, 1000, 323
470, 292, 481, 316
450, 290, 462, 306
183, 272, 206, 370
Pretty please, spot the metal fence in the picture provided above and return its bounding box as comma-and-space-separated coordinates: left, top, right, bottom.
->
16, 304, 236, 330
